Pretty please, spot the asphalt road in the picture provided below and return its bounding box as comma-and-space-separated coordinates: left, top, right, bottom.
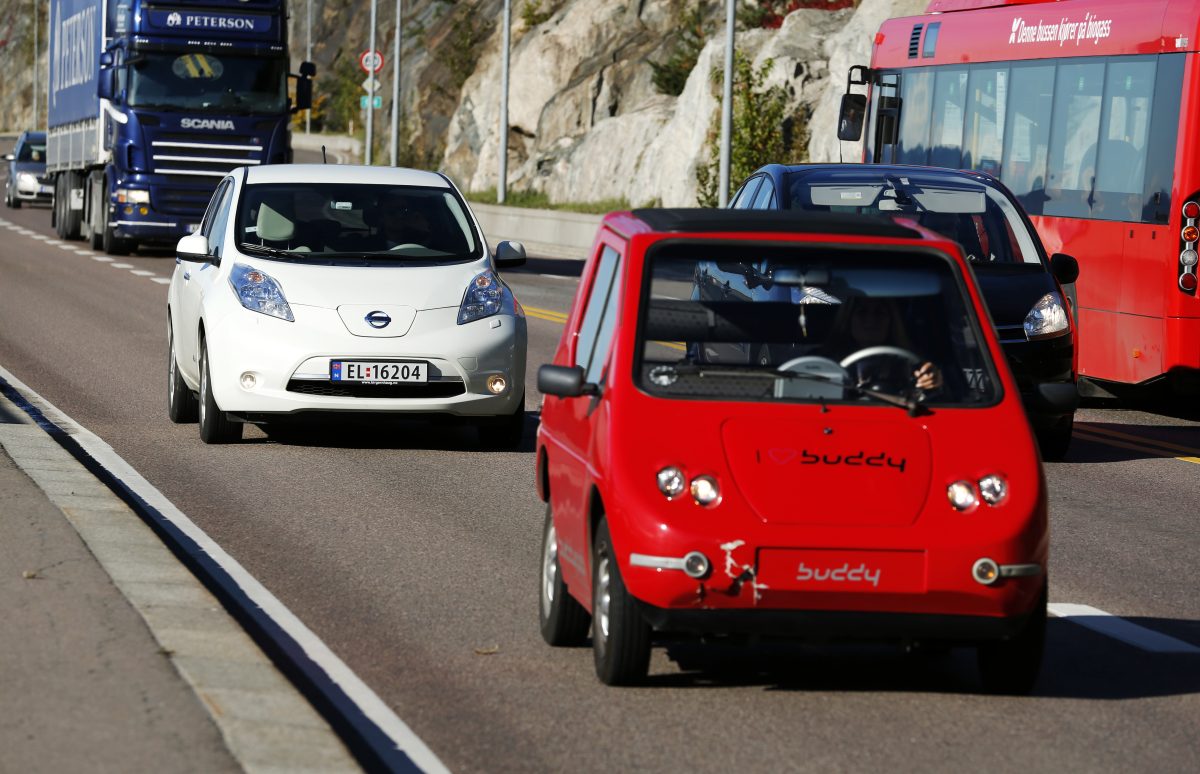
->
1, 153, 1198, 772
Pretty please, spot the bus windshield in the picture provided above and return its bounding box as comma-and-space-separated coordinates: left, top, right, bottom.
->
127, 53, 287, 114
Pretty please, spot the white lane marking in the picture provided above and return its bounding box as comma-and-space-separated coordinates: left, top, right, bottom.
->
150, 277, 172, 285
110, 262, 134, 269
57, 243, 76, 251
0, 364, 450, 773
91, 255, 114, 263
1049, 603, 1200, 653
73, 249, 93, 255
15, 229, 34, 235
129, 270, 155, 277
538, 273, 574, 280
32, 234, 51, 241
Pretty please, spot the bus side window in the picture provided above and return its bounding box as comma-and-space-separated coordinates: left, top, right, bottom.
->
898, 70, 933, 165
1001, 64, 1054, 216
929, 69, 968, 169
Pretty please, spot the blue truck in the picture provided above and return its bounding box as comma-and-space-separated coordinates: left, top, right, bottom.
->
46, 0, 314, 254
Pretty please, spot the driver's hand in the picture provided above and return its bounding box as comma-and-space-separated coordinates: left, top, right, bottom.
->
913, 362, 942, 391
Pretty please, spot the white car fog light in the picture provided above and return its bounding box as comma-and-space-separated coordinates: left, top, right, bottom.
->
978, 474, 1008, 505
690, 475, 720, 506
948, 480, 977, 511
239, 372, 258, 390
972, 558, 1000, 586
656, 467, 685, 498
487, 374, 508, 394
683, 552, 711, 579
1182, 249, 1199, 268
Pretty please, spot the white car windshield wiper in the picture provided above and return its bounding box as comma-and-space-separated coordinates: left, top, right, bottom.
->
239, 242, 299, 258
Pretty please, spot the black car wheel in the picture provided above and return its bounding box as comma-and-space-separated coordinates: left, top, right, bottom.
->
1036, 413, 1074, 461
198, 341, 243, 444
167, 319, 198, 424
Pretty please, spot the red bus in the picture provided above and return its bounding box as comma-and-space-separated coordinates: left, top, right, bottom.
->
844, 0, 1200, 396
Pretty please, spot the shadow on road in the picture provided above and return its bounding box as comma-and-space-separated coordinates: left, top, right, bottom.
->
646, 617, 1200, 699
1067, 421, 1200, 463
256, 411, 540, 453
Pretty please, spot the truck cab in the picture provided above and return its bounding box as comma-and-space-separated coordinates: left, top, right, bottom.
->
47, 0, 313, 254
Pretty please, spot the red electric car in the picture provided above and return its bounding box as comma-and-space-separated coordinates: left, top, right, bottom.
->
536, 209, 1073, 692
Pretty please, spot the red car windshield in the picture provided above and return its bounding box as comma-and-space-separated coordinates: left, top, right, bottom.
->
636, 244, 1001, 407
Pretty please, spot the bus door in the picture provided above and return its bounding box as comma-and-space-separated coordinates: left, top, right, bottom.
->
869, 73, 902, 164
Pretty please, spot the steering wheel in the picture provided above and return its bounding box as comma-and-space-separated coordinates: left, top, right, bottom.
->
839, 345, 922, 370
776, 355, 850, 382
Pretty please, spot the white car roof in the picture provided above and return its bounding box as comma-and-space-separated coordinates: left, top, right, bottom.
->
242, 164, 451, 188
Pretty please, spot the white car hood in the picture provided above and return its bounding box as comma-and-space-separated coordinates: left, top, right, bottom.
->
241, 257, 488, 311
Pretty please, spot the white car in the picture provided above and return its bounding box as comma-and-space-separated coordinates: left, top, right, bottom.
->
166, 164, 528, 445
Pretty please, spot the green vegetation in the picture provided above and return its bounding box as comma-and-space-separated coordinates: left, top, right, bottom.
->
521, 0, 558, 28
695, 52, 804, 207
469, 188, 633, 215
649, 1, 709, 97
436, 11, 492, 96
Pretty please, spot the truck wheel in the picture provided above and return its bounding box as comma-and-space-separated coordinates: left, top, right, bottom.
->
198, 341, 243, 444
540, 505, 590, 647
59, 171, 83, 240
977, 580, 1047, 695
102, 218, 129, 256
167, 319, 198, 423
591, 519, 651, 685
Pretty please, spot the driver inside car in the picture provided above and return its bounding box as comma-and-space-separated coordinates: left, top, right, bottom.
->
377, 194, 434, 249
831, 296, 943, 395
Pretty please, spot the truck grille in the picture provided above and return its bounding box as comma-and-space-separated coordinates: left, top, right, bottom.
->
150, 132, 263, 179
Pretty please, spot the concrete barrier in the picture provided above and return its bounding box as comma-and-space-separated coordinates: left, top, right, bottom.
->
469, 202, 601, 261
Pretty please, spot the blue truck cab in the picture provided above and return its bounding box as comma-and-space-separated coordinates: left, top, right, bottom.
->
46, 0, 313, 254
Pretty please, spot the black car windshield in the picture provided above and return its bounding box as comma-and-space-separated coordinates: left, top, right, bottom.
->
126, 53, 287, 113
235, 183, 482, 263
785, 170, 1042, 265
637, 243, 1001, 407
16, 138, 46, 163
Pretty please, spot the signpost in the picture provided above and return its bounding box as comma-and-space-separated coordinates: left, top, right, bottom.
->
359, 50, 384, 73
360, 95, 383, 109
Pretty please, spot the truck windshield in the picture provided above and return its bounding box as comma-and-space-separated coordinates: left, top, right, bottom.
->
127, 53, 287, 113
636, 244, 1001, 408
235, 183, 484, 264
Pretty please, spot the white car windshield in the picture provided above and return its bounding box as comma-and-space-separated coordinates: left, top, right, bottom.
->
235, 183, 482, 264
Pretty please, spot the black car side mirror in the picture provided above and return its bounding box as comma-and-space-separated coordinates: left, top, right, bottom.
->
495, 240, 527, 269
1051, 253, 1079, 285
538, 365, 597, 398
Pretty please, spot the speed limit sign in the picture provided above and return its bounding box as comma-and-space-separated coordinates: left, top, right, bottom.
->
359, 50, 385, 73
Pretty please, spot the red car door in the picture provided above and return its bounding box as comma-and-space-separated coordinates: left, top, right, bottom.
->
547, 238, 625, 597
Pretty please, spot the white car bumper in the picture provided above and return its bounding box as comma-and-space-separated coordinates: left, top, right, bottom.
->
203, 303, 526, 418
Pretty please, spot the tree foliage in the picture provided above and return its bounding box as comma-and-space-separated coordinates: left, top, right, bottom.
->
695, 52, 802, 207
649, 2, 709, 97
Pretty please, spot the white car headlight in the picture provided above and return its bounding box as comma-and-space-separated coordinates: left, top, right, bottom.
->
229, 263, 294, 322
458, 270, 503, 324
17, 172, 37, 188
1024, 291, 1070, 340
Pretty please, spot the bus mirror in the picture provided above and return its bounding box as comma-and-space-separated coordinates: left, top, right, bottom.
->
294, 78, 313, 111
98, 69, 115, 101
847, 65, 871, 86
838, 94, 867, 142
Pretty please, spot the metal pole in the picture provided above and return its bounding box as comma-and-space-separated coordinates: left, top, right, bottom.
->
718, 0, 734, 208
389, 0, 400, 166
366, 0, 377, 165
305, 0, 311, 134
498, 0, 510, 204
32, 0, 38, 127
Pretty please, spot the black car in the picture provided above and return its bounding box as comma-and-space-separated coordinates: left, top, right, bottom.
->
4, 131, 52, 208
729, 163, 1079, 459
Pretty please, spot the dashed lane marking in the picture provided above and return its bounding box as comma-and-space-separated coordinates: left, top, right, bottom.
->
110, 262, 134, 269
32, 234, 51, 241
73, 249, 93, 255
129, 270, 155, 277
90, 255, 114, 263
150, 277, 172, 285
56, 243, 76, 251
1049, 604, 1200, 653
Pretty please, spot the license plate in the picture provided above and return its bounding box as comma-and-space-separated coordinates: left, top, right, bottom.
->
756, 549, 926, 594
330, 360, 427, 384
38, 185, 53, 195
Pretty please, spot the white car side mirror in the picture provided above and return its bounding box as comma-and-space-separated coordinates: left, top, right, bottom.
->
177, 233, 212, 262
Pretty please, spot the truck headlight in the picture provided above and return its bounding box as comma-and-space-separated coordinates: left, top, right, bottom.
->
1024, 292, 1070, 340
229, 263, 294, 322
458, 270, 503, 324
115, 188, 150, 204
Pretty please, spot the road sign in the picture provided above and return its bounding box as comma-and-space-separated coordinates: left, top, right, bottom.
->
360, 95, 383, 109
359, 50, 384, 74
361, 77, 381, 93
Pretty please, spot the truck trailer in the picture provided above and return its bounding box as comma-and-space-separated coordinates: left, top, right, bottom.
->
46, 0, 314, 254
